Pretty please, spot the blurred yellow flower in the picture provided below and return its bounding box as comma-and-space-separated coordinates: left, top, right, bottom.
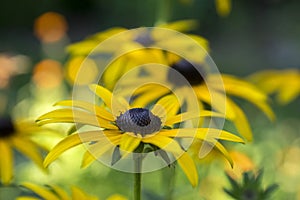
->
18, 182, 127, 200
0, 117, 47, 185
248, 69, 300, 105
37, 84, 244, 187
117, 53, 274, 142
215, 0, 231, 17
64, 20, 208, 86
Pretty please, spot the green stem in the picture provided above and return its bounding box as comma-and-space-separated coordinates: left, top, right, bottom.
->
134, 144, 144, 200
134, 169, 142, 200
155, 0, 171, 25
164, 166, 176, 200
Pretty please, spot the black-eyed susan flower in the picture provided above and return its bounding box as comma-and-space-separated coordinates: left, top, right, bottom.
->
18, 182, 127, 200
0, 116, 47, 185
248, 69, 300, 105
115, 53, 274, 142
65, 20, 208, 88
37, 84, 244, 187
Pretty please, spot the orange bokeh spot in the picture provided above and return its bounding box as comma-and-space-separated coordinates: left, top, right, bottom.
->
226, 151, 256, 179
33, 59, 63, 88
34, 12, 68, 43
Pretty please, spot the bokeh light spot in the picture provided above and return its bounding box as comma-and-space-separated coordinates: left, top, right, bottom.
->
33, 59, 63, 88
34, 12, 68, 43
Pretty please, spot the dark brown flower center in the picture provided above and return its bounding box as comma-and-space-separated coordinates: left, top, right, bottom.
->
116, 108, 161, 136
167, 59, 206, 86
0, 116, 15, 138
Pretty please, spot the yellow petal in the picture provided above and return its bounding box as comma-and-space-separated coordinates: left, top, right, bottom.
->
16, 197, 40, 200
211, 74, 275, 120
151, 94, 180, 123
227, 99, 253, 142
37, 109, 117, 129
0, 140, 13, 185
81, 134, 121, 168
50, 185, 71, 200
143, 135, 198, 186
157, 20, 198, 32
55, 100, 114, 121
21, 183, 60, 200
11, 137, 44, 169
44, 134, 83, 168
165, 110, 224, 126
194, 85, 236, 119
89, 84, 129, 115
131, 86, 170, 108
119, 133, 142, 155
177, 152, 198, 187
159, 128, 244, 143
214, 141, 233, 167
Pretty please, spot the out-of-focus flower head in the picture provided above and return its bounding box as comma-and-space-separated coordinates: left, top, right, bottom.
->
37, 84, 244, 187
248, 69, 300, 105
0, 116, 48, 185
18, 182, 128, 200
65, 20, 208, 87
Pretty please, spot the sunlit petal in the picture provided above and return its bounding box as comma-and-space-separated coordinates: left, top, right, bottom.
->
0, 140, 13, 185
21, 183, 60, 200
55, 100, 114, 121
177, 152, 198, 187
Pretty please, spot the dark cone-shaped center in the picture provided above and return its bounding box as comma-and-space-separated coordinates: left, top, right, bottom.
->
167, 59, 206, 87
116, 108, 161, 136
0, 116, 16, 138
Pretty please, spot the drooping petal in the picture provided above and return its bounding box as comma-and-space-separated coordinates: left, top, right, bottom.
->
37, 109, 117, 129
210, 74, 275, 120
214, 141, 234, 167
89, 84, 129, 114
177, 152, 198, 187
11, 137, 44, 169
165, 110, 224, 126
227, 99, 253, 141
20, 183, 60, 200
55, 100, 114, 121
142, 134, 198, 186
81, 134, 121, 168
119, 133, 142, 155
0, 140, 13, 185
44, 134, 83, 168
194, 84, 236, 119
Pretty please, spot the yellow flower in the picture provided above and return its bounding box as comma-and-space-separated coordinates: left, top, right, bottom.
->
65, 20, 208, 87
248, 69, 300, 105
0, 116, 47, 185
17, 182, 127, 200
215, 0, 232, 17
116, 53, 274, 142
37, 84, 244, 187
